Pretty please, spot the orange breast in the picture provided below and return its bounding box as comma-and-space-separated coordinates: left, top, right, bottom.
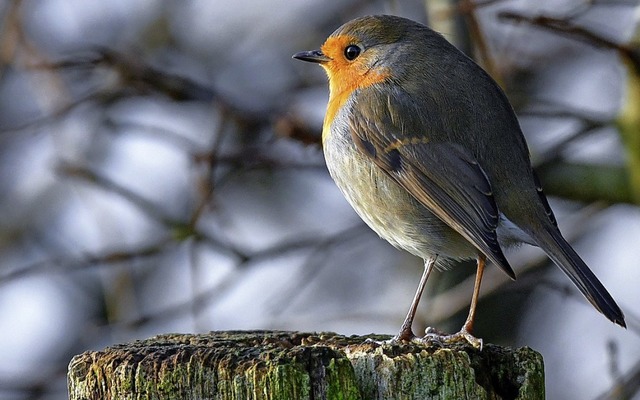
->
320, 35, 390, 139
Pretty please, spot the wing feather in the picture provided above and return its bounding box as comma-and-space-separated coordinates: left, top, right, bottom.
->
348, 89, 515, 278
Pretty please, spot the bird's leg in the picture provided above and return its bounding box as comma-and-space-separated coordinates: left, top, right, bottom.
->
393, 256, 437, 342
427, 254, 486, 349
462, 253, 486, 335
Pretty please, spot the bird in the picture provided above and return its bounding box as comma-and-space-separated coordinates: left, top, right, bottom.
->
292, 14, 625, 347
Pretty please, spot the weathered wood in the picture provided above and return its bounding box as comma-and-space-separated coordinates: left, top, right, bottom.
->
68, 330, 544, 400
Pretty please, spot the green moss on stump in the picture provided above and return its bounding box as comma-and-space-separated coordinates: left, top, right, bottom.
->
68, 330, 544, 400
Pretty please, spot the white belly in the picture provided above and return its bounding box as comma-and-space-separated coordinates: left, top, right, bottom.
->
323, 129, 477, 267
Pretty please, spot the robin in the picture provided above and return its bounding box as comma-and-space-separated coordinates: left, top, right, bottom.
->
293, 15, 625, 346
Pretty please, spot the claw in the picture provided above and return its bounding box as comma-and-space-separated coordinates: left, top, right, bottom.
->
364, 336, 397, 346
423, 328, 483, 350
364, 332, 422, 346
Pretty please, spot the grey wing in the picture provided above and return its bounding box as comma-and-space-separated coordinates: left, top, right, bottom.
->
348, 89, 515, 278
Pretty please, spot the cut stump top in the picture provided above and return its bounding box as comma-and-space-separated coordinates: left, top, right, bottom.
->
68, 330, 544, 400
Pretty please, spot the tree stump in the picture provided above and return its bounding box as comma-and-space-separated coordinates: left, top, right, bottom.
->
68, 330, 544, 399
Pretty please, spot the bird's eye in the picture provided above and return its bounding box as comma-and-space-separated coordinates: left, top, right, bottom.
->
344, 45, 361, 60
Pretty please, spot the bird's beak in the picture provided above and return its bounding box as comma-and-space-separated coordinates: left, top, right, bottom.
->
292, 50, 331, 63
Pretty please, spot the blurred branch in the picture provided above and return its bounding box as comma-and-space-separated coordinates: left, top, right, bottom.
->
523, 105, 609, 166
34, 48, 273, 126
36, 49, 216, 102
597, 341, 640, 400
0, 89, 121, 134
616, 55, 640, 204
265, 223, 369, 316
498, 9, 640, 69
56, 161, 250, 259
0, 240, 171, 284
426, 0, 509, 84
521, 100, 610, 131
102, 224, 366, 330
0, 0, 21, 80
521, 106, 632, 204
188, 111, 230, 228
536, 162, 633, 205
499, 7, 640, 204
457, 0, 504, 83
5, 45, 323, 146
57, 161, 182, 229
191, 149, 325, 171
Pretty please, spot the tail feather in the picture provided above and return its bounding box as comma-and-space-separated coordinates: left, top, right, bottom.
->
538, 226, 625, 327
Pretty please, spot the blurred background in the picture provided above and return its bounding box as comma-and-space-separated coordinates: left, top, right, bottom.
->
1, 0, 639, 398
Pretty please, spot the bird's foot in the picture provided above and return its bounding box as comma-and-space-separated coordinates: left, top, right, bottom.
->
423, 327, 483, 350
365, 327, 483, 350
364, 336, 392, 345
364, 336, 418, 346
365, 327, 422, 345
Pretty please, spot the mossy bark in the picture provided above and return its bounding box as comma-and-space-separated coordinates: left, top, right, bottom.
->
68, 330, 544, 400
